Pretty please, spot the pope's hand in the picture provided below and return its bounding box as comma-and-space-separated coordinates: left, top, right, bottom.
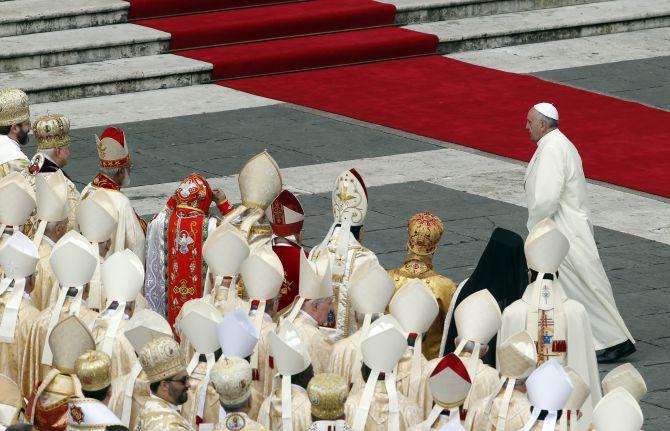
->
212, 189, 227, 204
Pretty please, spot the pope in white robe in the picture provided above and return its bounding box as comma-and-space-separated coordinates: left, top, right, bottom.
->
524, 103, 633, 356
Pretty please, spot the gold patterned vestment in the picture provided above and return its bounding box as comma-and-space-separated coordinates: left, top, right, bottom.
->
388, 255, 457, 360
257, 385, 311, 431
327, 329, 362, 389
20, 298, 98, 397
293, 313, 333, 375
395, 349, 432, 418
135, 394, 195, 431
309, 228, 379, 339
465, 389, 542, 431
0, 158, 28, 178
91, 317, 137, 380
109, 369, 150, 431
251, 312, 277, 400
407, 414, 451, 431
180, 361, 221, 427
213, 412, 268, 431
1, 293, 40, 391
31, 240, 59, 311
344, 381, 422, 431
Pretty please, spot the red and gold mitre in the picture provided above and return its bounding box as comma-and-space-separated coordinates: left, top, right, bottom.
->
95, 127, 130, 169
266, 189, 304, 237
331, 168, 368, 227
407, 212, 444, 256
168, 173, 213, 214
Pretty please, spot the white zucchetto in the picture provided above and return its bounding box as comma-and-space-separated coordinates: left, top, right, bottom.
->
533, 102, 559, 121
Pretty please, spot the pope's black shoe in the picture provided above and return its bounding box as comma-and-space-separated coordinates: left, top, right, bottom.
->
597, 340, 636, 363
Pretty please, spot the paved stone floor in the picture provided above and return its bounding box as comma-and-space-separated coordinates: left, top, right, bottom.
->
21, 45, 670, 430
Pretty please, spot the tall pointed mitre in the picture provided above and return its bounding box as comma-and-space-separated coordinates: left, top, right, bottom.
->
98, 249, 144, 356
217, 308, 259, 358
521, 358, 573, 431
266, 189, 305, 237
67, 398, 123, 431
49, 315, 96, 374
0, 172, 36, 231
601, 363, 647, 402
0, 373, 22, 427
0, 231, 39, 342
453, 289, 501, 383
268, 319, 312, 431
525, 218, 569, 276
389, 278, 439, 401
33, 170, 69, 247
348, 259, 394, 331
202, 223, 250, 304
421, 353, 471, 429
354, 315, 406, 431
0, 88, 29, 127
96, 127, 130, 169
77, 189, 118, 243
240, 247, 284, 312
591, 387, 643, 431
484, 331, 537, 431
177, 299, 222, 377
285, 251, 332, 322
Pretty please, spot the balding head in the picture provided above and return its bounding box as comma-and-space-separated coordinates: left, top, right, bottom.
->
526, 107, 558, 142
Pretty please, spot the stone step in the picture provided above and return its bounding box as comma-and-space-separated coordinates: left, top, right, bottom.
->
0, 24, 170, 72
388, 0, 608, 25
0, 0, 128, 37
0, 54, 212, 103
406, 0, 670, 53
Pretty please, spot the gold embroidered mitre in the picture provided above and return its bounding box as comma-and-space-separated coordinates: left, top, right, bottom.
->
33, 114, 70, 149
75, 350, 112, 391
0, 88, 29, 126
211, 356, 252, 406
407, 212, 443, 256
307, 373, 348, 420
139, 336, 185, 383
238, 150, 282, 210
50, 316, 97, 374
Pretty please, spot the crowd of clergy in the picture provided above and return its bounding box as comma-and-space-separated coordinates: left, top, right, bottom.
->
0, 87, 645, 431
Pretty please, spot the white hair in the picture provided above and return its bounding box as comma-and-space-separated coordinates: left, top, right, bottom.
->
303, 297, 333, 308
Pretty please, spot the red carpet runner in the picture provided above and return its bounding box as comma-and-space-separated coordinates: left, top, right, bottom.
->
225, 56, 670, 198
127, 0, 296, 20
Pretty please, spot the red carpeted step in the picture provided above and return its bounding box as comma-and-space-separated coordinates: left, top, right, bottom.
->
224, 56, 670, 198
179, 27, 438, 80
136, 0, 398, 50
127, 0, 299, 20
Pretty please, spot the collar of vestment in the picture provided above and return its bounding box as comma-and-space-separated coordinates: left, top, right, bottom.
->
298, 310, 319, 327
40, 156, 73, 181
400, 254, 433, 276
0, 135, 28, 165
92, 173, 120, 191
521, 279, 568, 306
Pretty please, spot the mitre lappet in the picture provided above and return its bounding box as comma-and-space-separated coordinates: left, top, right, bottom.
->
520, 359, 573, 431
283, 251, 332, 323
389, 278, 438, 402
591, 387, 643, 431
76, 188, 118, 311
0, 171, 36, 234
0, 231, 38, 343
352, 315, 407, 431
0, 373, 22, 428
420, 353, 472, 430
42, 231, 98, 367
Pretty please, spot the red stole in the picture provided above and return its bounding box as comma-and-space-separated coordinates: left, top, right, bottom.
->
272, 239, 305, 313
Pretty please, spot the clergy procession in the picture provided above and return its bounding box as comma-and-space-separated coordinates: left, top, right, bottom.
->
0, 86, 648, 431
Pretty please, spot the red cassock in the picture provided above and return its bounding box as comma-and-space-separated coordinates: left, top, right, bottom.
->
165, 174, 232, 330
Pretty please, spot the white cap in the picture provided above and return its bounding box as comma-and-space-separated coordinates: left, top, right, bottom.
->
77, 189, 118, 243
564, 366, 590, 411
389, 278, 439, 334
0, 230, 38, 279
49, 230, 98, 287
497, 331, 537, 379
35, 171, 69, 222
217, 308, 259, 358
526, 359, 573, 411
101, 249, 144, 303
0, 172, 36, 227
240, 248, 284, 300
124, 309, 173, 355
203, 224, 250, 277
298, 251, 332, 300
592, 387, 643, 431
361, 315, 407, 373
67, 398, 123, 430
602, 363, 647, 402
533, 102, 558, 121
428, 353, 472, 408
525, 218, 570, 274
177, 299, 223, 354
348, 259, 395, 314
454, 289, 501, 346
268, 320, 311, 376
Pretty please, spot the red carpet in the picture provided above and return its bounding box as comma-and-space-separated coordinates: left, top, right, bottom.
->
224, 56, 670, 198
180, 28, 437, 79
126, 0, 299, 20
135, 0, 397, 50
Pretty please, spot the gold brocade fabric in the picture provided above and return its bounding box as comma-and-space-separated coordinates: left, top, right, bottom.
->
180, 361, 221, 428
395, 349, 432, 418
31, 242, 59, 311
91, 317, 137, 380
64, 176, 80, 232
252, 313, 277, 399
344, 382, 422, 431
457, 353, 500, 410
388, 255, 457, 360
0, 295, 40, 390
0, 159, 28, 178
327, 330, 362, 389
20, 299, 98, 398
293, 314, 333, 375
214, 412, 268, 431
135, 396, 195, 431
109, 369, 150, 431
249, 383, 265, 421
407, 414, 451, 431
257, 386, 311, 431
466, 389, 542, 431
